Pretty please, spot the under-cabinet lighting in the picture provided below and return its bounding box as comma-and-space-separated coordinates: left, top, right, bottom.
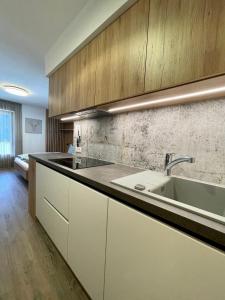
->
107, 86, 225, 113
60, 115, 80, 121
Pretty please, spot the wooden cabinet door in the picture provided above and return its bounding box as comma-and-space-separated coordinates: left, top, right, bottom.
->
78, 40, 96, 111
64, 56, 76, 114
145, 0, 225, 92
95, 0, 149, 106
48, 64, 66, 117
48, 75, 55, 117
64, 40, 96, 113
68, 181, 108, 300
105, 198, 225, 300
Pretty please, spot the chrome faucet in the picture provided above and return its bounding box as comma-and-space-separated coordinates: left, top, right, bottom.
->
164, 153, 195, 176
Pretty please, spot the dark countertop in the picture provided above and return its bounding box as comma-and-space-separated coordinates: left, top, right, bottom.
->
30, 152, 225, 251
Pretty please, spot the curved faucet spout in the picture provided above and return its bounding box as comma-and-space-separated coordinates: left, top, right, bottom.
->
165, 154, 195, 176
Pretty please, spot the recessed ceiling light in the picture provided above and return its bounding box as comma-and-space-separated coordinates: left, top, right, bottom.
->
60, 115, 80, 121
1, 84, 30, 96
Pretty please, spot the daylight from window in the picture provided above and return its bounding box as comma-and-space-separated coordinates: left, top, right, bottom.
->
0, 109, 14, 156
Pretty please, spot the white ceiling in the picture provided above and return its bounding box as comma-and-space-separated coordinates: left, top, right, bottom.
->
0, 0, 89, 107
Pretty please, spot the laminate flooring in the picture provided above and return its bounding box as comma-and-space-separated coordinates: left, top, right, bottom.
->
0, 169, 89, 300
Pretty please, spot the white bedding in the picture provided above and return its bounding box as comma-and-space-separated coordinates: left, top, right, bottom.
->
15, 152, 60, 172
14, 157, 29, 171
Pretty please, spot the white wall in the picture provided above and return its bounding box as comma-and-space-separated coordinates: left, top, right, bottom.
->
45, 0, 136, 74
22, 104, 46, 153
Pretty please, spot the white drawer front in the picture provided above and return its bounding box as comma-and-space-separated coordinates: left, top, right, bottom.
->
68, 180, 108, 300
104, 198, 225, 300
36, 196, 69, 261
36, 163, 70, 219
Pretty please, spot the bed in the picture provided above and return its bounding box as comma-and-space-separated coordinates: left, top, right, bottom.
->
14, 154, 29, 181
14, 152, 59, 181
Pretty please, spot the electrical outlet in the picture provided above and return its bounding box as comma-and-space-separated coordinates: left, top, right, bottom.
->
76, 147, 82, 153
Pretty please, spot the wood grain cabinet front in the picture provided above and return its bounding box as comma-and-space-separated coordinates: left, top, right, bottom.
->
94, 0, 149, 106
48, 0, 225, 116
64, 40, 96, 113
48, 0, 149, 116
48, 64, 66, 117
104, 198, 225, 300
145, 0, 225, 92
68, 180, 108, 300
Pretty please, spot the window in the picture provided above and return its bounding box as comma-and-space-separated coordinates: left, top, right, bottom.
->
0, 109, 14, 156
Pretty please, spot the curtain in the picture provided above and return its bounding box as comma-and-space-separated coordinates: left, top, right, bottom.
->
0, 99, 22, 168
46, 110, 64, 152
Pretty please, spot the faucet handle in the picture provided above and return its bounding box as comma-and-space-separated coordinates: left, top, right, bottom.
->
189, 157, 195, 163
165, 153, 175, 169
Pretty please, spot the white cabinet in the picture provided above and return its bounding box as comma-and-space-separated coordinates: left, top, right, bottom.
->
35, 163, 225, 300
36, 163, 70, 261
36, 196, 69, 260
36, 163, 70, 219
104, 198, 225, 300
68, 180, 108, 300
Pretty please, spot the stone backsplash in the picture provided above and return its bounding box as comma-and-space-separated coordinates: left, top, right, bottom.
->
74, 99, 225, 185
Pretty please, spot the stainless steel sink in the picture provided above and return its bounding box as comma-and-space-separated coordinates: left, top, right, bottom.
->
152, 176, 225, 217
111, 170, 225, 224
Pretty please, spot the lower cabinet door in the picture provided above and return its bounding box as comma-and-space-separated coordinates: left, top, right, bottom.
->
36, 163, 70, 219
68, 181, 108, 300
104, 198, 225, 300
36, 196, 69, 261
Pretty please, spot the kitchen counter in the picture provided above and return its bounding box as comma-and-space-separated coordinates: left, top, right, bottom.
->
30, 152, 225, 251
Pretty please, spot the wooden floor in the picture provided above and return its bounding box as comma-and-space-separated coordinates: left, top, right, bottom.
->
0, 169, 89, 300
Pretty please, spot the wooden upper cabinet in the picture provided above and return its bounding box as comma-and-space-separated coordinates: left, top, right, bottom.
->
48, 76, 54, 117
94, 0, 149, 106
64, 40, 96, 113
145, 0, 225, 92
48, 64, 66, 117
63, 56, 76, 114
49, 0, 225, 116
49, 0, 149, 116
78, 40, 96, 111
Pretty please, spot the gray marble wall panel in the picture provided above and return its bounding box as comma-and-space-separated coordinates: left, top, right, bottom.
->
74, 99, 225, 184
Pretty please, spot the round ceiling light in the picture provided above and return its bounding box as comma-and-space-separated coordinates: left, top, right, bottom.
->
1, 84, 30, 96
